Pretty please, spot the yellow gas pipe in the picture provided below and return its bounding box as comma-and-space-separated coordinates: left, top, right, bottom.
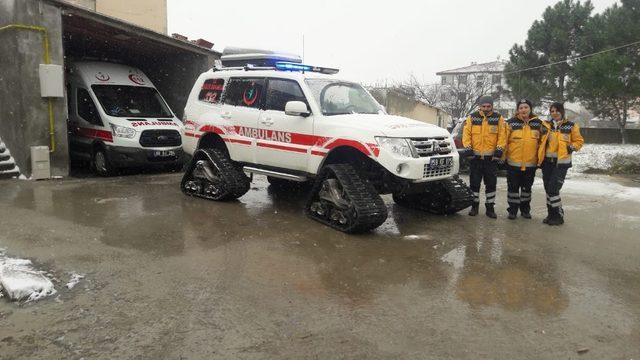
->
0, 24, 56, 153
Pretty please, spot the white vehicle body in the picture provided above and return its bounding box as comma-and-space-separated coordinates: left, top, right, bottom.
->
182, 68, 459, 184
67, 61, 184, 171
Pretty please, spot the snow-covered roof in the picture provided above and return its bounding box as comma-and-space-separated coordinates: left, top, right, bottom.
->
437, 61, 506, 75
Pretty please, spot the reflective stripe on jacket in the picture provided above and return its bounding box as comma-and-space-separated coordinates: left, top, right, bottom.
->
504, 116, 550, 170
462, 111, 507, 157
543, 119, 584, 167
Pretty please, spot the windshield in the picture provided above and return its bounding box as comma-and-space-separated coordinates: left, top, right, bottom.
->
91, 85, 173, 118
305, 79, 382, 116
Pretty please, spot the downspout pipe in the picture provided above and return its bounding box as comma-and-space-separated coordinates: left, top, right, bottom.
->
0, 24, 56, 153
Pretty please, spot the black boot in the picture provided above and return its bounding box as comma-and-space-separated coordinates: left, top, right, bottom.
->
485, 204, 497, 219
543, 205, 551, 224
547, 207, 564, 226
468, 203, 479, 216
520, 203, 532, 219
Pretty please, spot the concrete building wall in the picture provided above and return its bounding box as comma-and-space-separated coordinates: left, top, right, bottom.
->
96, 0, 167, 34
370, 89, 452, 128
0, 0, 70, 177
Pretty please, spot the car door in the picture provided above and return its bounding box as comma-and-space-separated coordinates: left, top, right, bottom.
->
69, 87, 107, 159
256, 78, 312, 171
220, 77, 265, 164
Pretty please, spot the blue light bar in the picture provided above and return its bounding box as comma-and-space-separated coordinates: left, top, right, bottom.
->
275, 62, 339, 75
275, 62, 313, 72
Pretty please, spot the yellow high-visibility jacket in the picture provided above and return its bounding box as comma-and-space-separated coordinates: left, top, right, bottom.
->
504, 116, 551, 170
543, 119, 585, 167
462, 111, 507, 157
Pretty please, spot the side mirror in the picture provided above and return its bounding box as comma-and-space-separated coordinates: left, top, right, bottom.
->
285, 101, 311, 117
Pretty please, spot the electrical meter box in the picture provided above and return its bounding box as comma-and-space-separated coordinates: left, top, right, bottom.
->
39, 64, 64, 98
31, 146, 51, 180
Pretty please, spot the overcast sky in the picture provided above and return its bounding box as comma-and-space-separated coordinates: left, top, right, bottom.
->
168, 0, 619, 84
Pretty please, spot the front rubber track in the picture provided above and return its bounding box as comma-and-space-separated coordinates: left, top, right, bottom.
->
305, 163, 388, 234
393, 175, 474, 215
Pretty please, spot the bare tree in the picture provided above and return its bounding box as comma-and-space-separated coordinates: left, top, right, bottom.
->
398, 75, 495, 120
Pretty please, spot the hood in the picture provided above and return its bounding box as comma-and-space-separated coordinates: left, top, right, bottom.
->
326, 114, 450, 138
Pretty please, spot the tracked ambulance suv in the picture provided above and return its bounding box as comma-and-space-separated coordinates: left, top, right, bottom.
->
67, 62, 184, 175
181, 50, 473, 233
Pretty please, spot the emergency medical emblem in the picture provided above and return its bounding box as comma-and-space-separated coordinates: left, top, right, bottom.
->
129, 74, 146, 85
243, 84, 259, 106
95, 72, 110, 82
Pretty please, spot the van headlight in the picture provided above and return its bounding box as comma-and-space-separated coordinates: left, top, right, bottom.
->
110, 123, 136, 139
375, 137, 415, 158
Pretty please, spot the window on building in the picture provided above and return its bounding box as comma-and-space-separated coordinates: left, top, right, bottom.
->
492, 74, 502, 85
265, 79, 308, 112
77, 88, 102, 126
457, 75, 468, 85
441, 76, 449, 85
223, 78, 265, 108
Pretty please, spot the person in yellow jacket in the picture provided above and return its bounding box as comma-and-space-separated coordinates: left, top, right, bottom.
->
462, 96, 506, 218
504, 99, 551, 220
541, 102, 585, 225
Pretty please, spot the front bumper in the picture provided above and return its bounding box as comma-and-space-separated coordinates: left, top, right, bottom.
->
377, 149, 460, 182
105, 145, 184, 168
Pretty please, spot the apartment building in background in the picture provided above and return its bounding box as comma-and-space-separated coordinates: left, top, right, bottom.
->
63, 0, 167, 34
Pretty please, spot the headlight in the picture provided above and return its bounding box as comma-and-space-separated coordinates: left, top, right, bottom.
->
110, 123, 136, 139
375, 137, 415, 158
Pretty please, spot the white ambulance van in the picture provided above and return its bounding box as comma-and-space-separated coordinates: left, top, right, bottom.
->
67, 61, 184, 176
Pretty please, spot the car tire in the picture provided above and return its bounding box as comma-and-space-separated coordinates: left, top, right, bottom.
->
93, 148, 113, 177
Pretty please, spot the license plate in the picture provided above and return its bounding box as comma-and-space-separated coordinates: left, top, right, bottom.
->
429, 157, 452, 169
153, 150, 175, 158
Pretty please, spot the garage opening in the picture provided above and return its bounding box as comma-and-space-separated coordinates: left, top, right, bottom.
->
59, 6, 217, 175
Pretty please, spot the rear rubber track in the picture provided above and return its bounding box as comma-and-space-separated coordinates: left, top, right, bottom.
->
181, 148, 250, 201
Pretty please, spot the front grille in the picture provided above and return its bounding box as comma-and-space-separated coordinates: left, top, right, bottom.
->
139, 130, 181, 148
423, 162, 453, 178
410, 137, 452, 157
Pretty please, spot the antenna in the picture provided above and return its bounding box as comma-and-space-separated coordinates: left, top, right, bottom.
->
302, 34, 305, 63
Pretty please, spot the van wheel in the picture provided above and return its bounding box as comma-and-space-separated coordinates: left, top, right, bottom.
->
93, 148, 113, 177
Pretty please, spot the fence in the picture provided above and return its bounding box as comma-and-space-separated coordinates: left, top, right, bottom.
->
580, 128, 640, 144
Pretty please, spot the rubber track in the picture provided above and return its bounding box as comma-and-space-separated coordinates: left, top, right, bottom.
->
181, 148, 250, 201
393, 175, 474, 215
0, 154, 10, 162
305, 164, 388, 233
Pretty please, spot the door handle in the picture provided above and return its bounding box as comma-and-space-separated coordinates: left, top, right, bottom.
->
261, 117, 274, 126
221, 112, 232, 120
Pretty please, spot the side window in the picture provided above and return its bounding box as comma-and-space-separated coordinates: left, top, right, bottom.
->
198, 78, 225, 104
77, 88, 102, 126
265, 79, 308, 112
223, 78, 265, 109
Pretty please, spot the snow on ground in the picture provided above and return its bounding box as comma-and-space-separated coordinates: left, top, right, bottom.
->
534, 177, 640, 202
0, 250, 56, 302
66, 273, 84, 289
572, 144, 640, 173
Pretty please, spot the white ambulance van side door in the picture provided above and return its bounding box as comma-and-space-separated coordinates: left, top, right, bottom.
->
69, 86, 110, 157
256, 78, 312, 171
220, 77, 266, 164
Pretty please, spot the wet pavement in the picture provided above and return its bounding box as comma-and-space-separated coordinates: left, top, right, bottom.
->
0, 173, 638, 359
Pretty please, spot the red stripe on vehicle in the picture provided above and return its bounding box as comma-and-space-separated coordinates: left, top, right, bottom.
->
257, 142, 308, 153
228, 138, 252, 145
324, 139, 371, 156
184, 132, 201, 138
199, 125, 226, 134
77, 127, 113, 143
311, 150, 328, 157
